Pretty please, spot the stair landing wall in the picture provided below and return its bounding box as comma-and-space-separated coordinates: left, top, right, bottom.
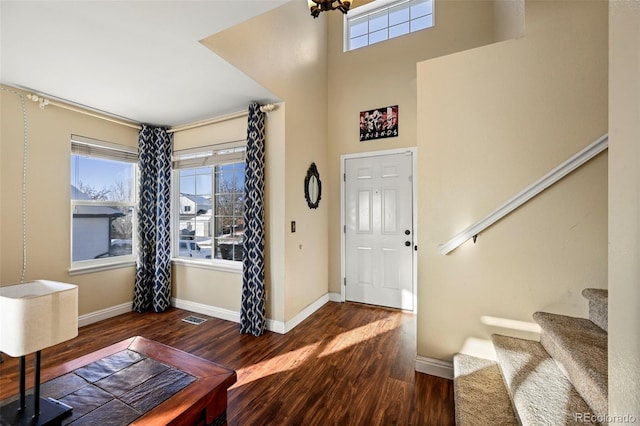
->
416, 0, 608, 361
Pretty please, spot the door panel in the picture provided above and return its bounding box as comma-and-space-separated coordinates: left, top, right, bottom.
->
383, 188, 398, 234
358, 190, 372, 233
357, 247, 373, 286
344, 152, 413, 310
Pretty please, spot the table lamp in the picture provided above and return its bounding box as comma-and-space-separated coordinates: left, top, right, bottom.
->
0, 280, 78, 425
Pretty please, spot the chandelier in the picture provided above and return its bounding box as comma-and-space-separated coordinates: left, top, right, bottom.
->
308, 0, 353, 18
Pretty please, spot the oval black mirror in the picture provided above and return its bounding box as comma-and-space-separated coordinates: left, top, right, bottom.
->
304, 163, 322, 209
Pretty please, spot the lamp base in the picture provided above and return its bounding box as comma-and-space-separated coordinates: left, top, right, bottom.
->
0, 396, 72, 426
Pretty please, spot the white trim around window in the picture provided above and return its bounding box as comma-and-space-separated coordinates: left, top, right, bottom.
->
344, 0, 435, 52
172, 141, 247, 272
70, 135, 138, 273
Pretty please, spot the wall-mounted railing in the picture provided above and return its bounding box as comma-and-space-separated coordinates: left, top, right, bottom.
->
439, 134, 608, 255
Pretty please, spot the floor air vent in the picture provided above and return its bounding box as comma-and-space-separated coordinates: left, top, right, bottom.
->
182, 315, 207, 325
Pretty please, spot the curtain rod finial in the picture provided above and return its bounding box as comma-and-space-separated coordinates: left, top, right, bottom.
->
27, 93, 49, 109
260, 104, 276, 113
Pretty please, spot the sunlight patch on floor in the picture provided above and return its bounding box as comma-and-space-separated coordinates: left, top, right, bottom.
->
230, 313, 404, 389
318, 316, 401, 358
230, 342, 322, 389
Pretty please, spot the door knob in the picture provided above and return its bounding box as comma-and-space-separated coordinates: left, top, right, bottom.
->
405, 241, 411, 247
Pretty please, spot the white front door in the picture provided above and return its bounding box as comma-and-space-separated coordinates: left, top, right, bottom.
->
344, 151, 414, 311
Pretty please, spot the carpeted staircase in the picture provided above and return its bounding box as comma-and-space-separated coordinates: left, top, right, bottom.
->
454, 288, 608, 425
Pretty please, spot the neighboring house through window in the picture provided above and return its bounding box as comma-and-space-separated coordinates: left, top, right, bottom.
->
70, 135, 137, 270
173, 142, 246, 267
345, 0, 434, 51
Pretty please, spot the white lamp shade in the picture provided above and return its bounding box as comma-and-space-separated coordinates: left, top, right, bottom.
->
0, 280, 78, 357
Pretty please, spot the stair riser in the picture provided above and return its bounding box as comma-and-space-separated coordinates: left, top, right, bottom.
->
589, 300, 608, 332
582, 288, 608, 332
453, 354, 519, 426
492, 335, 600, 426
539, 332, 608, 420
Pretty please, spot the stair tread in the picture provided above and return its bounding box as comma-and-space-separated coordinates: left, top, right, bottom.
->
582, 288, 608, 303
453, 353, 519, 426
534, 312, 608, 418
492, 334, 600, 426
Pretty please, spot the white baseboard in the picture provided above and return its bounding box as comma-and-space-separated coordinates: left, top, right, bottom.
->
171, 298, 240, 324
328, 292, 342, 302
415, 355, 454, 380
281, 293, 331, 333
250, 293, 335, 334
265, 317, 285, 334
172, 292, 336, 335
78, 302, 132, 327
78, 292, 340, 334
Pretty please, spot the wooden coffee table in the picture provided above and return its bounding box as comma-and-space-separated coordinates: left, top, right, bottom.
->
12, 336, 236, 426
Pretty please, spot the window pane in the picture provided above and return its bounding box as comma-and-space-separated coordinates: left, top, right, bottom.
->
350, 34, 369, 50
71, 141, 136, 266
350, 17, 369, 38
411, 0, 433, 18
72, 205, 133, 261
369, 28, 388, 45
369, 10, 388, 33
213, 162, 245, 261
179, 167, 211, 196
389, 22, 410, 39
179, 174, 195, 198
176, 160, 245, 263
389, 3, 410, 26
345, 0, 435, 51
178, 167, 212, 260
216, 163, 245, 194
411, 14, 433, 32
71, 155, 135, 202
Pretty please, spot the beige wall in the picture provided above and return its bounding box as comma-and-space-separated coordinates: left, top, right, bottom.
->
171, 107, 287, 322
325, 1, 496, 294
202, 1, 329, 322
0, 86, 139, 316
172, 265, 242, 313
171, 115, 247, 315
0, 87, 289, 323
4, 11, 632, 411
172, 115, 247, 149
608, 0, 640, 419
0, 1, 329, 327
416, 0, 608, 360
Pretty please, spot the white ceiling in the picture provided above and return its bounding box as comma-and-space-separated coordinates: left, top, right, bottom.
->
0, 0, 291, 127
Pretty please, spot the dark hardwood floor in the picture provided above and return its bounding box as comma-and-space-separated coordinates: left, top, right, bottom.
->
0, 302, 454, 425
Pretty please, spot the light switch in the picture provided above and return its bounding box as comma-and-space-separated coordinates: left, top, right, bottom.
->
291, 221, 296, 233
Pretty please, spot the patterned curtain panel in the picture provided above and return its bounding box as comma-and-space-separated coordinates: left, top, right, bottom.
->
240, 103, 266, 335
133, 125, 173, 313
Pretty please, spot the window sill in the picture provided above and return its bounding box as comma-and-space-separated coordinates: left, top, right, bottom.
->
69, 259, 136, 276
171, 258, 242, 274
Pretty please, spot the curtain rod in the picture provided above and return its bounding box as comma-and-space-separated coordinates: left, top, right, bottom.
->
26, 94, 142, 130
24, 91, 276, 134
167, 103, 276, 134
167, 110, 248, 133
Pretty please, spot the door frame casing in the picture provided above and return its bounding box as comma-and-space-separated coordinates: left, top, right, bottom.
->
340, 147, 418, 312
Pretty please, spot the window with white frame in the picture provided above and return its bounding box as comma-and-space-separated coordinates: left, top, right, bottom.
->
172, 142, 246, 266
345, 0, 434, 51
70, 135, 137, 268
